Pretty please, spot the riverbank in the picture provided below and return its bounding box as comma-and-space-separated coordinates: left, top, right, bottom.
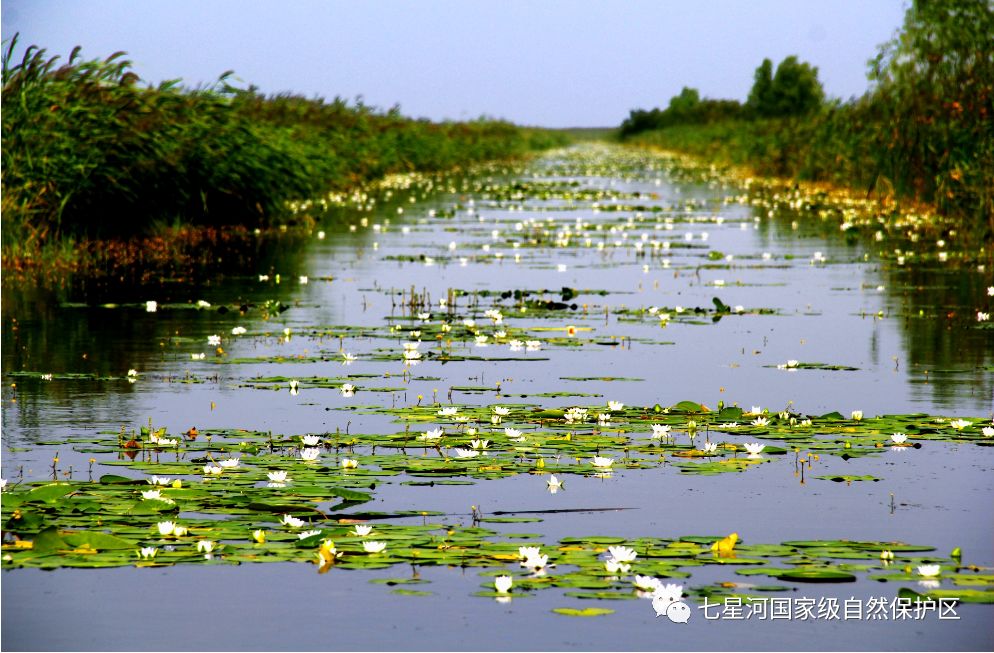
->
1, 38, 568, 283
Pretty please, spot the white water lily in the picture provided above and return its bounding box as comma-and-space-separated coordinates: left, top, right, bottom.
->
508, 339, 524, 351
342, 351, 357, 362
494, 575, 513, 594
288, 379, 299, 396
203, 464, 223, 475
127, 368, 138, 378
565, 407, 588, 423
786, 359, 799, 368
157, 521, 177, 536
702, 442, 718, 454
518, 546, 542, 561
607, 401, 624, 411
744, 443, 765, 455
608, 545, 638, 563
196, 540, 215, 554
917, 564, 941, 577
363, 541, 387, 554
281, 514, 305, 529
851, 410, 863, 421
148, 476, 171, 486
300, 448, 321, 462
341, 458, 359, 469
301, 435, 321, 447
420, 428, 444, 441
207, 334, 221, 346
353, 525, 373, 537
191, 353, 206, 360
890, 433, 908, 445
403, 349, 421, 361
521, 553, 549, 571
452, 448, 479, 459
417, 312, 431, 321
547, 474, 563, 493
474, 334, 489, 346
145, 301, 157, 313
437, 407, 459, 417
493, 406, 511, 416
950, 419, 970, 430
734, 305, 744, 313
470, 439, 489, 450
982, 426, 994, 437
525, 340, 541, 351
880, 550, 894, 560
341, 383, 356, 397
591, 456, 614, 469
141, 490, 163, 501
597, 413, 611, 425
231, 326, 247, 335
605, 559, 630, 574
138, 547, 157, 559
633, 575, 662, 592
650, 424, 672, 439
979, 311, 990, 322
267, 470, 289, 483
751, 417, 769, 426
219, 457, 239, 469
298, 530, 322, 540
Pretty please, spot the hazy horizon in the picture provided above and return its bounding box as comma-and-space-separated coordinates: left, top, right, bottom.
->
1, 1, 908, 127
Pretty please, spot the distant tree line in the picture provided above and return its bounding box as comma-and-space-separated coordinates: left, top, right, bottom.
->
619, 0, 994, 227
619, 56, 824, 137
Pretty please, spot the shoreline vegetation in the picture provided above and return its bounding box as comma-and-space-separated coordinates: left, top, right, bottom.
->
0, 35, 567, 284
618, 1, 993, 237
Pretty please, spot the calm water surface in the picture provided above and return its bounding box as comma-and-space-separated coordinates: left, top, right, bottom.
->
2, 145, 992, 650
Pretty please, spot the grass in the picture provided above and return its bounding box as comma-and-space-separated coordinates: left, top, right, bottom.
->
0, 37, 568, 279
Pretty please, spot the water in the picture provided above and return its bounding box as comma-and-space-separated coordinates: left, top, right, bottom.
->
2, 144, 992, 650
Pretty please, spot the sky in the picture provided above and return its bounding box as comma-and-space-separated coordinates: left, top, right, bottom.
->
1, 1, 909, 127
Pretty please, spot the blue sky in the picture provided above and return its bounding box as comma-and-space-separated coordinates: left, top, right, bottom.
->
2, 1, 908, 127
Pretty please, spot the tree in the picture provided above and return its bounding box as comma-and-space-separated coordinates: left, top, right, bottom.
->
748, 56, 823, 117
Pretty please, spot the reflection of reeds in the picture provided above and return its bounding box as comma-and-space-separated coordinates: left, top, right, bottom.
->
1, 35, 566, 257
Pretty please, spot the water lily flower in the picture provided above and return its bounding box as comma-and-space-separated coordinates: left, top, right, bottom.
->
508, 339, 524, 351
207, 334, 221, 346
978, 312, 990, 322
605, 559, 630, 574
298, 530, 322, 540
281, 514, 305, 529
420, 428, 444, 441
880, 550, 894, 560
950, 419, 970, 430
452, 448, 479, 458
744, 443, 765, 455
521, 553, 549, 572
191, 353, 206, 360
591, 456, 614, 469
650, 424, 671, 439
127, 369, 138, 378
702, 442, 718, 454
890, 433, 908, 445
148, 476, 171, 486
342, 351, 357, 362
525, 340, 541, 351
463, 319, 476, 328
493, 406, 510, 416
197, 540, 215, 554
608, 545, 638, 563
340, 383, 356, 397
438, 407, 459, 417
288, 379, 299, 395
475, 334, 489, 346
403, 349, 422, 361
157, 521, 177, 536
547, 475, 563, 493
597, 413, 612, 425
203, 464, 223, 475
353, 525, 373, 537
470, 439, 489, 450
258, 275, 269, 282
252, 529, 266, 544
989, 286, 994, 296
786, 360, 799, 368
734, 305, 744, 313
749, 406, 763, 415
982, 426, 994, 437
751, 417, 769, 427
518, 546, 541, 561
219, 457, 239, 468
267, 470, 289, 483
300, 448, 320, 461
417, 312, 431, 321
607, 401, 624, 411
633, 575, 662, 592
196, 300, 211, 309
851, 410, 863, 421
341, 458, 359, 469
917, 564, 941, 577
363, 541, 387, 554
494, 575, 513, 594
141, 490, 163, 501
145, 301, 157, 313
711, 533, 739, 556
138, 547, 157, 559
231, 326, 247, 335
301, 435, 320, 447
